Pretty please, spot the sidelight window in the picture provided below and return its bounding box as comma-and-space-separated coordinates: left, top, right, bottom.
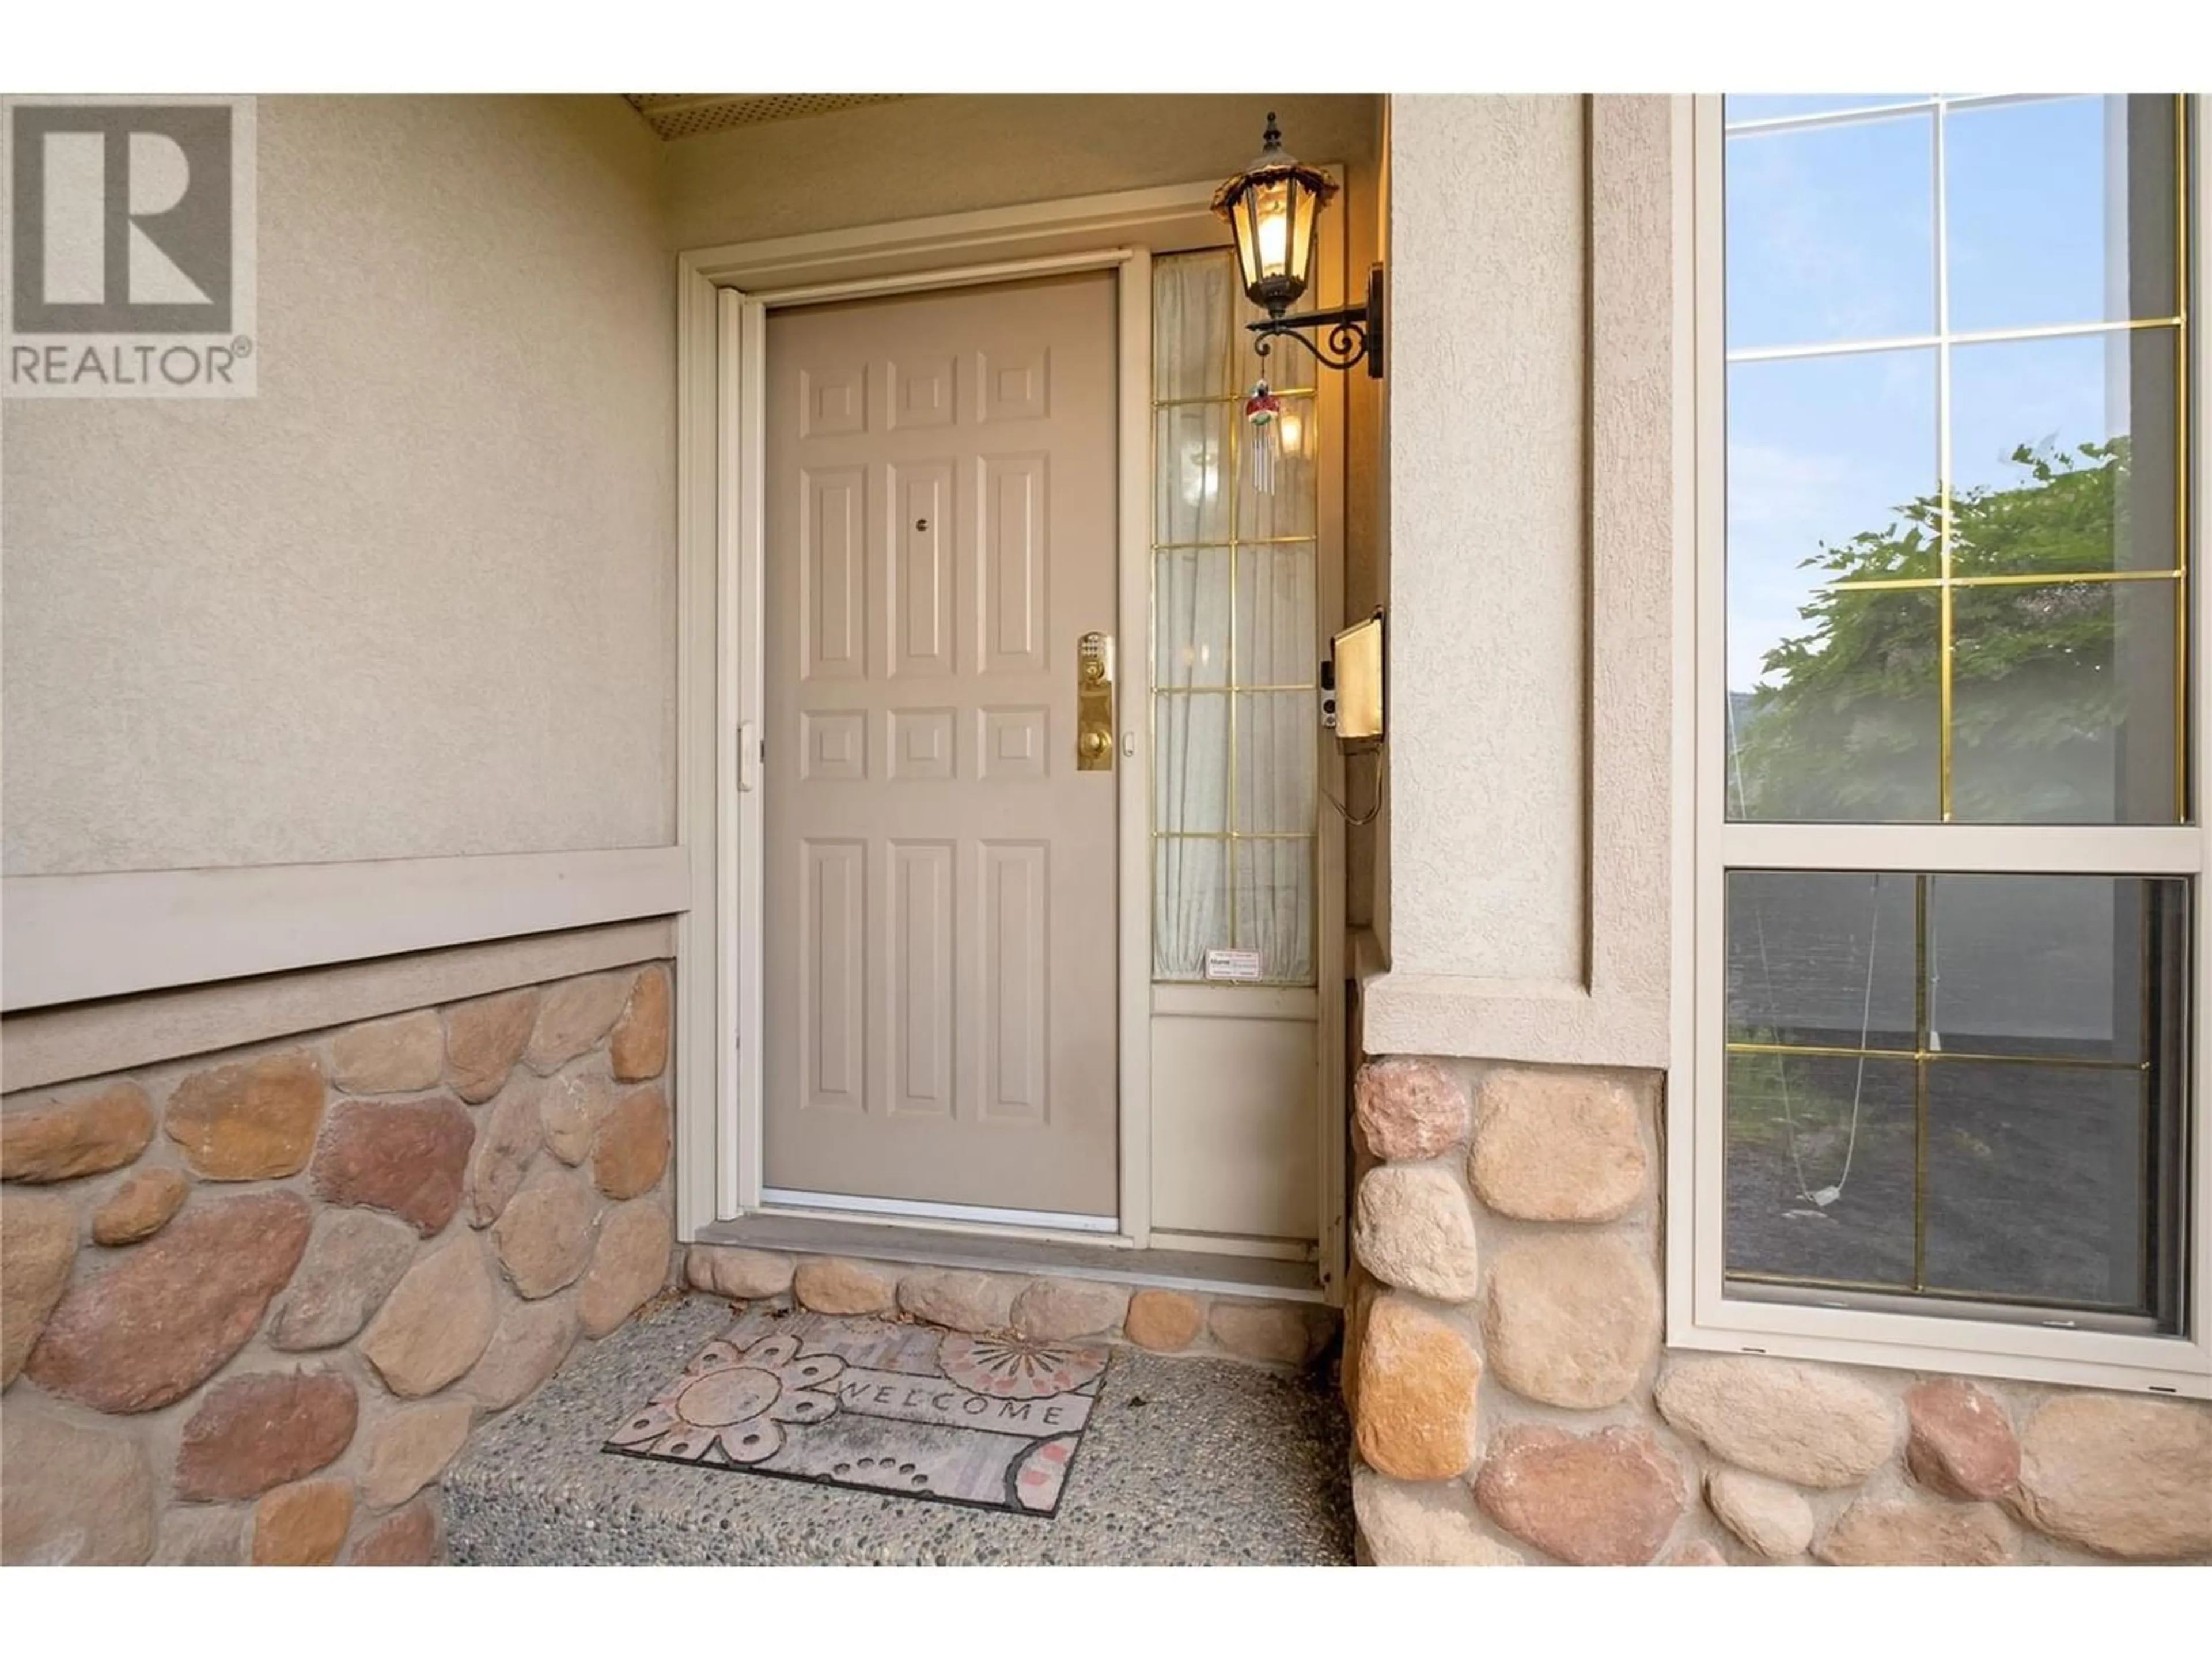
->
1150, 249, 1320, 985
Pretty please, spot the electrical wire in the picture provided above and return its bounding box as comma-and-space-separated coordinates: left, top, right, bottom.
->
1727, 693, 1872, 1210
1321, 746, 1385, 827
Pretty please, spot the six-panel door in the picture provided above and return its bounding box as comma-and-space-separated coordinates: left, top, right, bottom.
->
762, 272, 1120, 1217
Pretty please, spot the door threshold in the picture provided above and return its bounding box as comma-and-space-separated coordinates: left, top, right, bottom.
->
759, 1186, 1119, 1235
697, 1213, 1328, 1303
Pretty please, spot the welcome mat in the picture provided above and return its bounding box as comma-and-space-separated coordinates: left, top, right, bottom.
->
601, 1306, 1111, 1517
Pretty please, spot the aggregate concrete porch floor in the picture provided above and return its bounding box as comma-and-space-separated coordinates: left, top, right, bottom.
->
446, 1294, 1355, 1566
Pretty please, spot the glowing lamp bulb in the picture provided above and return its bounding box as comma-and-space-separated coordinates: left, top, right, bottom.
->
1256, 200, 1289, 275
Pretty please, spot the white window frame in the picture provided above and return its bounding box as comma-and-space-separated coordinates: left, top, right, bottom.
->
1668, 93, 2212, 1399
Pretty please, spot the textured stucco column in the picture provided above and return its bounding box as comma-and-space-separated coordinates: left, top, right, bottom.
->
1381, 93, 1588, 988
1365, 94, 1678, 1071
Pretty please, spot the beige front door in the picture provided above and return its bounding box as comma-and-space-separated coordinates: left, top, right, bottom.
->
762, 271, 1120, 1219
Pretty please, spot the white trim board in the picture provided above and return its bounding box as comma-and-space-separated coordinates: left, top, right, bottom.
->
1, 847, 688, 1012
675, 180, 1229, 296
2, 916, 673, 1093
1113, 247, 1158, 1249
715, 247, 1152, 1244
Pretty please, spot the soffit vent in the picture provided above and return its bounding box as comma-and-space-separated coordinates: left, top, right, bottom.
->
623, 94, 915, 142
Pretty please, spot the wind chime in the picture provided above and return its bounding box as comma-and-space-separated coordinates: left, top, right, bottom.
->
1244, 377, 1283, 495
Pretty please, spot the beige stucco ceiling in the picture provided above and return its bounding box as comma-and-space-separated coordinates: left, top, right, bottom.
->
622, 94, 916, 142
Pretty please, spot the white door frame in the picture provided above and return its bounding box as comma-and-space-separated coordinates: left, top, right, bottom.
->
669, 177, 1349, 1266
732, 245, 1152, 1248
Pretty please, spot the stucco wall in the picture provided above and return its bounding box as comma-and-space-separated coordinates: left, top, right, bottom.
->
664, 94, 1377, 250
1, 95, 676, 877
1381, 95, 1589, 986
1364, 95, 1676, 1070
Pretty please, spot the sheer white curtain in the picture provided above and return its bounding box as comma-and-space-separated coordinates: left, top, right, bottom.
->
1154, 550, 1229, 977
1234, 547, 1317, 981
1151, 253, 1317, 983
1152, 257, 1235, 977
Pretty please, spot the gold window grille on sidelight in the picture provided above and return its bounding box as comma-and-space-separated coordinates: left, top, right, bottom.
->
1150, 249, 1320, 986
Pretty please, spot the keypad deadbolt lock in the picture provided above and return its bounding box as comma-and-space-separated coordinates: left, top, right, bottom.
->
1077, 631, 1115, 772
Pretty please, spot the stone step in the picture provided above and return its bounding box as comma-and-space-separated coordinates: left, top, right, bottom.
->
445, 1293, 1354, 1565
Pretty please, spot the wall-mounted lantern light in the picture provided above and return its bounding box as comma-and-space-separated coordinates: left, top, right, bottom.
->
1212, 112, 1385, 378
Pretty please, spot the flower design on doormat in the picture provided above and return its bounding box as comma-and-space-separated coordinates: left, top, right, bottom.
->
1010, 1434, 1081, 1512
607, 1330, 844, 1465
937, 1332, 1109, 1400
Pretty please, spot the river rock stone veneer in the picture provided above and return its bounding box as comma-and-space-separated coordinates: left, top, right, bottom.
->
0, 962, 677, 1566
1343, 1054, 2212, 1566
